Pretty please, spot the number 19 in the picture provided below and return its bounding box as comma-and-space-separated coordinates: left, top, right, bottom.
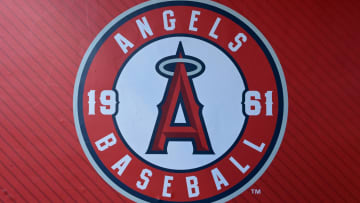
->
88, 90, 118, 115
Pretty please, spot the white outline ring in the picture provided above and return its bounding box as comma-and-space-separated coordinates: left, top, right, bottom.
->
158, 58, 204, 77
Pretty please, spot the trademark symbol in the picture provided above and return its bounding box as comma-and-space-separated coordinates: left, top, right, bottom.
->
251, 188, 262, 195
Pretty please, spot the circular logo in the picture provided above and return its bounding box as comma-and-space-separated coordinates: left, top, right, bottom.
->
74, 1, 288, 202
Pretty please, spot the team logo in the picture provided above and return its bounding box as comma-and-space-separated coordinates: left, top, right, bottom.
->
74, 0, 288, 202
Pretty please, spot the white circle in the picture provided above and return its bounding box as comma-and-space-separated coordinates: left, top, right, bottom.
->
114, 36, 246, 170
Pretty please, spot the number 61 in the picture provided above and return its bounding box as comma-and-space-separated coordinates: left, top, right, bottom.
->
244, 91, 273, 116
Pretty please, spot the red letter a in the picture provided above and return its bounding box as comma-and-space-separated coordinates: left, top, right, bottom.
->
147, 48, 213, 154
